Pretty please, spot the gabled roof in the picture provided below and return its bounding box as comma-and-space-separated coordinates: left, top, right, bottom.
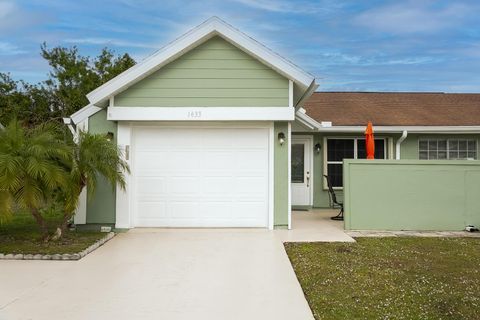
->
86, 16, 316, 106
304, 92, 480, 126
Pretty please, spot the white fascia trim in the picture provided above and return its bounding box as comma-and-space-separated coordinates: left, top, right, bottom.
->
86, 17, 315, 105
70, 104, 102, 124
316, 125, 480, 133
295, 81, 319, 109
295, 109, 323, 129
107, 107, 295, 121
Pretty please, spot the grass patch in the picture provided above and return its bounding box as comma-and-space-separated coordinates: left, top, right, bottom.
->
285, 238, 480, 320
0, 212, 106, 255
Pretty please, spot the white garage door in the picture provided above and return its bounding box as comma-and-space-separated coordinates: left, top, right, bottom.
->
132, 126, 270, 227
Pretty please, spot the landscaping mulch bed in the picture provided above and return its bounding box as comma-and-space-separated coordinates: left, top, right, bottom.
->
0, 213, 112, 260
285, 237, 480, 320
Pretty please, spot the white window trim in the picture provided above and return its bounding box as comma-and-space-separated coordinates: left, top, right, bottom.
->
418, 138, 478, 160
323, 137, 387, 190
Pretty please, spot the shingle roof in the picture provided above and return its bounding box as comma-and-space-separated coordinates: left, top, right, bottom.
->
303, 92, 480, 126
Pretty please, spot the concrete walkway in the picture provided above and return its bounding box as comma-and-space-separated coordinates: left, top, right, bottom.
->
0, 211, 351, 320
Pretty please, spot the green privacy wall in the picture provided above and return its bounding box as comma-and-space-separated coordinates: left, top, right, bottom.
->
343, 159, 480, 230
86, 109, 117, 224
114, 36, 289, 107
274, 122, 289, 227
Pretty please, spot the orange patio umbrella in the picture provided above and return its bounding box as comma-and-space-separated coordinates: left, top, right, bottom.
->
365, 121, 375, 159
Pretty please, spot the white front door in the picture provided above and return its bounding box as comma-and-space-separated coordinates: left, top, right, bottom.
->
131, 125, 270, 228
291, 137, 312, 206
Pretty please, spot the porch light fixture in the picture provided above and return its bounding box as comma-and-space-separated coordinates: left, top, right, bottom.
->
278, 132, 285, 145
106, 131, 114, 142
315, 143, 321, 154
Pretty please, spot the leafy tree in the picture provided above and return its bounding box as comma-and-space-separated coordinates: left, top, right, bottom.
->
0, 45, 135, 126
40, 44, 136, 118
0, 120, 71, 239
0, 120, 129, 241
0, 73, 54, 127
52, 131, 129, 240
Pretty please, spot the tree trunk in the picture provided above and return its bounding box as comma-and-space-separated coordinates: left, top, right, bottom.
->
51, 180, 87, 241
29, 206, 49, 240
50, 212, 72, 241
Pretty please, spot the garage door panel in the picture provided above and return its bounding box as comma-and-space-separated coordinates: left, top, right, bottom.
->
232, 202, 267, 220
167, 202, 200, 218
198, 202, 232, 218
137, 202, 167, 219
235, 151, 268, 170
135, 128, 202, 149
133, 126, 270, 227
136, 177, 167, 195
235, 177, 267, 195
202, 177, 233, 194
202, 152, 235, 170
168, 177, 200, 194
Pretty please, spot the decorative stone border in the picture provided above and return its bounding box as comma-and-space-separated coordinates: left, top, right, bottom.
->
0, 232, 115, 261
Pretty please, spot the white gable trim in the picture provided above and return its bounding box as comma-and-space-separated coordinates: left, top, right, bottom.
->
86, 17, 316, 105
107, 106, 295, 121
70, 104, 102, 125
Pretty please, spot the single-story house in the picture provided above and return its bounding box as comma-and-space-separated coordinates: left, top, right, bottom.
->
65, 17, 480, 230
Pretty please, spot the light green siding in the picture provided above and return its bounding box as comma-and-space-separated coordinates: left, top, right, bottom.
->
398, 134, 480, 159
343, 159, 480, 230
115, 36, 289, 107
274, 122, 289, 227
86, 109, 117, 225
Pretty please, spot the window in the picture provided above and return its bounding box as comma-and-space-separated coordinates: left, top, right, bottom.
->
326, 138, 386, 188
291, 144, 305, 183
419, 139, 477, 160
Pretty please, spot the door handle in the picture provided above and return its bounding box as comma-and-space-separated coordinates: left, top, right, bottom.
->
306, 171, 310, 187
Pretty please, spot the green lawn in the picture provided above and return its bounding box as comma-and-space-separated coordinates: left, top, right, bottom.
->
0, 212, 105, 255
285, 238, 480, 320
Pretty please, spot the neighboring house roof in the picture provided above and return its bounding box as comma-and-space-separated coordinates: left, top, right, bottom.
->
86, 16, 316, 106
303, 92, 480, 126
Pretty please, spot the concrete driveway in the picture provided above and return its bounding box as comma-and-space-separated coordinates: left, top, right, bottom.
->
0, 211, 351, 320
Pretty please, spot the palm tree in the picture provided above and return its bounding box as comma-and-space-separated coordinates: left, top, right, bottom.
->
51, 131, 129, 240
0, 120, 71, 238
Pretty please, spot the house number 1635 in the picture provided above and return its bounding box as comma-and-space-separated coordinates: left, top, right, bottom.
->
187, 111, 202, 118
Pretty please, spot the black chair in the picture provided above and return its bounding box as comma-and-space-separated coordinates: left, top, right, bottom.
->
323, 175, 344, 221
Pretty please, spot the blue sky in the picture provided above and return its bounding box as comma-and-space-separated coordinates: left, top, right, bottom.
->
1, 0, 479, 92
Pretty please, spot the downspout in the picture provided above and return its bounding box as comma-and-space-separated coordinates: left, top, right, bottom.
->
395, 130, 408, 160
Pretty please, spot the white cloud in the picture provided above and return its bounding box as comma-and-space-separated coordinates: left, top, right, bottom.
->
0, 42, 27, 55
231, 0, 340, 14
0, 1, 15, 18
316, 51, 442, 67
63, 37, 158, 49
0, 0, 45, 31
353, 1, 473, 34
